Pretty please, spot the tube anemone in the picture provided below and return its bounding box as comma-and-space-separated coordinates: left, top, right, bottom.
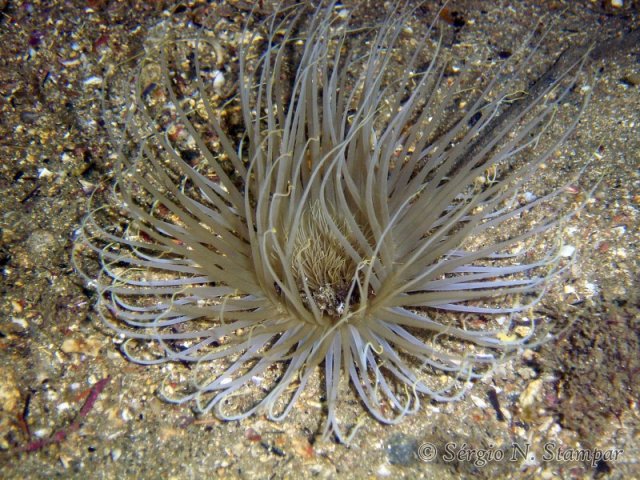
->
74, 2, 592, 442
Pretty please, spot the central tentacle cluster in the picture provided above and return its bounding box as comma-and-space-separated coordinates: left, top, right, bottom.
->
288, 203, 365, 322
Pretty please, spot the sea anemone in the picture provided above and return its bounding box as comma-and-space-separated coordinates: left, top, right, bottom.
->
74, 2, 592, 442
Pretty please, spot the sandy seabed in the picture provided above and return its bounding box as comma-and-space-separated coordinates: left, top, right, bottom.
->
0, 1, 638, 479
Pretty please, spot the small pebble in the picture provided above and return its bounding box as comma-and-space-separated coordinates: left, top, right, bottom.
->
470, 394, 488, 409
583, 282, 598, 296
212, 70, 225, 92
386, 434, 418, 465
34, 428, 52, 438
377, 463, 392, 476
111, 448, 122, 462
519, 379, 543, 409
61, 336, 104, 357
0, 371, 21, 412
11, 317, 28, 329
559, 245, 575, 257
83, 76, 103, 86
26, 229, 59, 263
38, 167, 54, 179
121, 408, 133, 422
621, 72, 640, 86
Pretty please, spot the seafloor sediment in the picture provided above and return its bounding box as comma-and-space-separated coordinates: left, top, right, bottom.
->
0, 1, 638, 478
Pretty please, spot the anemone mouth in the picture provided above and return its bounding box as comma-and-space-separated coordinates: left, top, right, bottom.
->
288, 202, 367, 323
72, 1, 593, 443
